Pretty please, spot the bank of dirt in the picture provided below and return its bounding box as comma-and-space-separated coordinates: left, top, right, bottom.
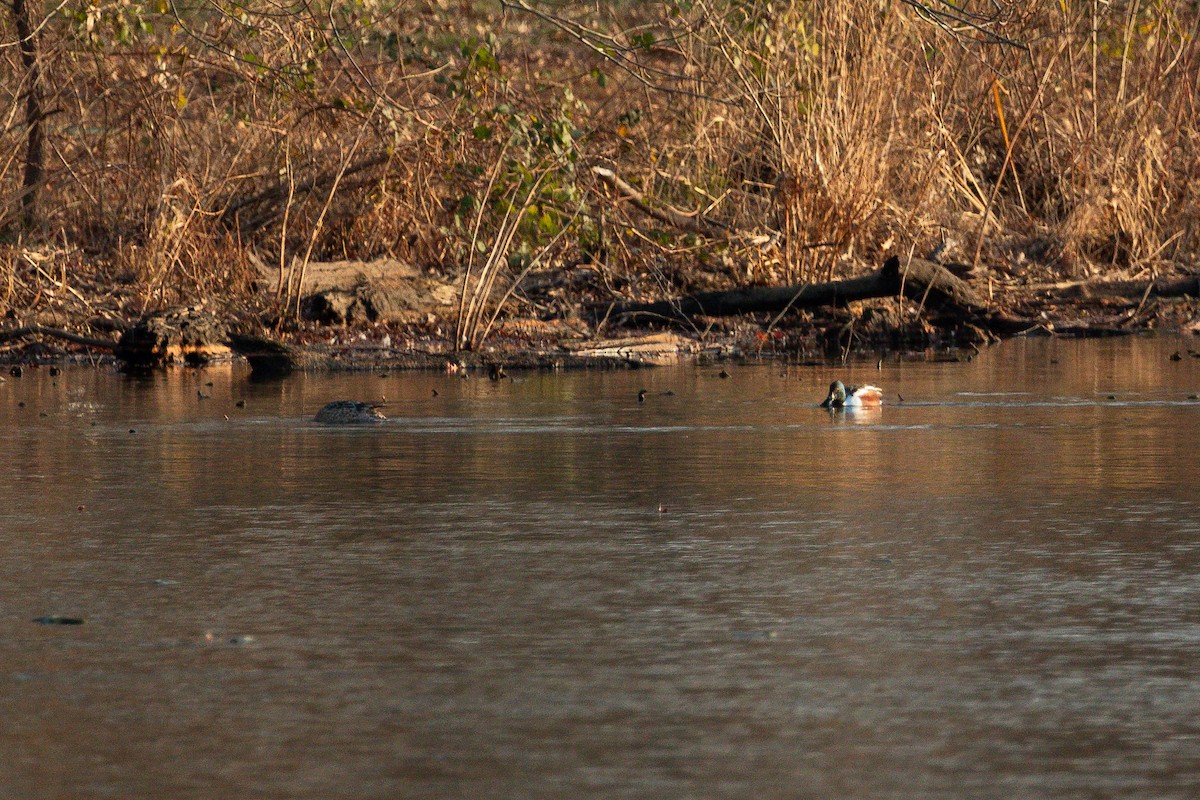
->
2, 253, 1197, 373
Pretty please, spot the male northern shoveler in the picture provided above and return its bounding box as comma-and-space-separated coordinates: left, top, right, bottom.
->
820, 380, 883, 409
314, 400, 387, 424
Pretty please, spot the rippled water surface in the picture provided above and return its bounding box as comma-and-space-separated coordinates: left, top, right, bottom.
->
2, 337, 1200, 798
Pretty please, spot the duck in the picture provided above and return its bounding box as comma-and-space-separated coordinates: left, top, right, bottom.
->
314, 400, 387, 424
820, 380, 883, 409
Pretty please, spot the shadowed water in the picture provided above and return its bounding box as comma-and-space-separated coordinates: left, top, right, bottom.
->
2, 336, 1199, 798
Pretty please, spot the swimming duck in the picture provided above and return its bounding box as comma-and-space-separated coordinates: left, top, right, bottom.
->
820, 380, 883, 409
314, 400, 387, 424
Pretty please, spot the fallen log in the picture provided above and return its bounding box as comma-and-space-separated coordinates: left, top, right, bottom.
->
254, 257, 460, 325
595, 256, 1035, 335
1040, 273, 1200, 302
0, 324, 117, 350
560, 332, 698, 365
228, 333, 311, 377
115, 307, 232, 367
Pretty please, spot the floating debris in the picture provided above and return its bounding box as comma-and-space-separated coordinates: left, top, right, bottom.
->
33, 616, 84, 625
206, 631, 255, 645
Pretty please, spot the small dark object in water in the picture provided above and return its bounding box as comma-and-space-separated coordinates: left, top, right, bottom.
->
1170, 351, 1183, 361
638, 389, 647, 402
1107, 395, 1117, 400
488, 365, 507, 381
34, 616, 84, 625
129, 429, 136, 434
10, 366, 22, 377
719, 369, 731, 379
235, 399, 246, 408
49, 366, 61, 377
1189, 394, 1199, 400
39, 412, 48, 418
17, 401, 25, 408
315, 400, 387, 424
380, 373, 389, 379
431, 389, 439, 397
197, 390, 211, 399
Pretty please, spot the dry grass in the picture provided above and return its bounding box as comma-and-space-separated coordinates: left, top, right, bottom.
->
1, 0, 1197, 340
661, 1, 1199, 283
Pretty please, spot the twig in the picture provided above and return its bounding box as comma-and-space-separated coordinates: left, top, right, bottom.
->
592, 165, 732, 238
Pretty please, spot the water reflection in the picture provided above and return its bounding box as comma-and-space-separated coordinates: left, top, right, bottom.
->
1, 336, 1200, 798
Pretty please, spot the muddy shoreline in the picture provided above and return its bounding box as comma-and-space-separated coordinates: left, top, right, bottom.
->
2, 256, 1198, 373
3, 296, 1196, 375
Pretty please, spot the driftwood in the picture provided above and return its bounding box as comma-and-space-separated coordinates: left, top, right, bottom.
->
116, 307, 232, 367
227, 333, 311, 377
1039, 274, 1200, 302
596, 256, 1035, 335
561, 332, 697, 365
256, 258, 460, 325
0, 324, 117, 350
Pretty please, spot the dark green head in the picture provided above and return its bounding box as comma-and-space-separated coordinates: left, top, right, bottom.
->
821, 380, 847, 408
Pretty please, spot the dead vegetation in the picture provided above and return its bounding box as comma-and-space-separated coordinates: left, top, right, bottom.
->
1, 0, 1198, 357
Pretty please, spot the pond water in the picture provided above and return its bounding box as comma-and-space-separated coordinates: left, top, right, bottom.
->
2, 336, 1200, 798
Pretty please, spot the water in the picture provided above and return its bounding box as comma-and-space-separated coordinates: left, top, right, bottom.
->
2, 337, 1199, 798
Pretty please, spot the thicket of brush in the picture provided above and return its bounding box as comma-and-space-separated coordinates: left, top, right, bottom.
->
2, 0, 1197, 339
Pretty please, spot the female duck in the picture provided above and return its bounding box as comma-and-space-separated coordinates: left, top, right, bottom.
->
314, 400, 387, 424
820, 380, 883, 409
